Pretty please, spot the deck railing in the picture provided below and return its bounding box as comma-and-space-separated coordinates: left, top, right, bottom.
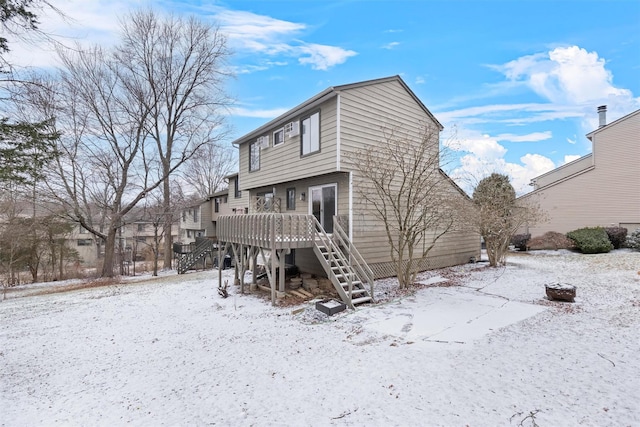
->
217, 214, 315, 249
254, 196, 281, 213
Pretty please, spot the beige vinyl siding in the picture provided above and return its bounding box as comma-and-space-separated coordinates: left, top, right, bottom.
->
227, 176, 250, 214
339, 79, 430, 161
350, 175, 480, 277
337, 79, 479, 276
248, 172, 349, 216
522, 110, 640, 236
200, 202, 214, 236
240, 97, 338, 191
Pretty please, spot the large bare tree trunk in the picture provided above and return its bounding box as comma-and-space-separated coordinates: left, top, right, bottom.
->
162, 178, 172, 269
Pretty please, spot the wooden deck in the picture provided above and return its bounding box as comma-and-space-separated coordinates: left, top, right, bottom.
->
217, 214, 316, 250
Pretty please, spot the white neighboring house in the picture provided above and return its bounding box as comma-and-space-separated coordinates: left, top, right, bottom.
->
521, 106, 640, 236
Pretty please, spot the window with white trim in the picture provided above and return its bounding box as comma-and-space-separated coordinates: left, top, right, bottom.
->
273, 128, 285, 146
301, 111, 320, 155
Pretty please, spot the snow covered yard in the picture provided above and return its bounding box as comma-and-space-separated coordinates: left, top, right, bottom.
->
1, 250, 639, 426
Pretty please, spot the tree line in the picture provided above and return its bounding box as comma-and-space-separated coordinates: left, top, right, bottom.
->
1, 2, 235, 281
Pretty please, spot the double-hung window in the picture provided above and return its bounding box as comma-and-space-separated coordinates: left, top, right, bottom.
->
301, 112, 320, 155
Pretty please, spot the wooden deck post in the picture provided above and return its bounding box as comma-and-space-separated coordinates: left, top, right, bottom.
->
251, 247, 258, 287
278, 249, 285, 293
217, 241, 223, 291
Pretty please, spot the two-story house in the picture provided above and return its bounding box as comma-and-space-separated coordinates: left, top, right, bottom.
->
217, 76, 479, 308
179, 202, 209, 244
521, 106, 640, 236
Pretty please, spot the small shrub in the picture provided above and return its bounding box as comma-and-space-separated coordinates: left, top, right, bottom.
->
527, 232, 575, 250
510, 234, 531, 251
627, 228, 640, 251
566, 227, 613, 254
605, 227, 627, 249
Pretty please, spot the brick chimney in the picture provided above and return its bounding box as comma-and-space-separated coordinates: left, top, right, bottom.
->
598, 105, 607, 128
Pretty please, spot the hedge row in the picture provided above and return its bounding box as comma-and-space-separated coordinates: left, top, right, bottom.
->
511, 226, 633, 253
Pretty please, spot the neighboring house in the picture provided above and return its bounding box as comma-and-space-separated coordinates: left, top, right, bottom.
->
120, 219, 179, 261
217, 75, 479, 307
521, 106, 640, 236
71, 224, 101, 266
179, 185, 244, 245
179, 202, 208, 244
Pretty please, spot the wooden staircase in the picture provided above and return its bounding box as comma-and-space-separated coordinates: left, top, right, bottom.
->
177, 237, 216, 274
312, 218, 374, 309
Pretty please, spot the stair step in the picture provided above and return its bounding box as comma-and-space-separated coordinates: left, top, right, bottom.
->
343, 288, 367, 296
351, 296, 372, 305
341, 282, 363, 290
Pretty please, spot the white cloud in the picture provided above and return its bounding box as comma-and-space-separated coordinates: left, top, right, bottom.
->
298, 43, 357, 70
415, 76, 425, 85
216, 10, 306, 51
495, 131, 552, 143
562, 155, 582, 164
216, 9, 357, 71
5, 2, 357, 72
228, 106, 290, 118
445, 132, 556, 195
490, 45, 640, 131
496, 46, 630, 105
381, 42, 400, 50
567, 135, 577, 144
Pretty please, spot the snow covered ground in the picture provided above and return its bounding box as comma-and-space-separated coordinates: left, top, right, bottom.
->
1, 250, 639, 426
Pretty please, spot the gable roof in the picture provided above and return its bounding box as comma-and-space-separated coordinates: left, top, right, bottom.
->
231, 75, 443, 146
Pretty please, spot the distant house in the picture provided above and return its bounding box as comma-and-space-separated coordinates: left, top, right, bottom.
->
217, 75, 479, 307
521, 106, 640, 236
179, 202, 209, 244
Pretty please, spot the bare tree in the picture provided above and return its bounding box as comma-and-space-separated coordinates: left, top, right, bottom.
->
181, 141, 235, 196
471, 173, 546, 267
347, 123, 464, 288
14, 10, 232, 277
117, 9, 232, 270
0, 0, 63, 75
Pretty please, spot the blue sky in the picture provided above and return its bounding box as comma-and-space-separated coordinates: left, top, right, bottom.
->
7, 0, 640, 194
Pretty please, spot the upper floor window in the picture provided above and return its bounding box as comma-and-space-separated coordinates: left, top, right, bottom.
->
249, 141, 260, 171
193, 208, 198, 222
214, 198, 220, 213
273, 128, 285, 146
137, 223, 145, 232
301, 111, 320, 156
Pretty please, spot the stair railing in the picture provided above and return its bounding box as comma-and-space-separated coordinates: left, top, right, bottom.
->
331, 218, 375, 302
312, 217, 357, 301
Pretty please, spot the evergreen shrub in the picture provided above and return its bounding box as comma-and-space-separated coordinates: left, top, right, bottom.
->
626, 228, 640, 251
566, 227, 613, 254
604, 227, 628, 249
